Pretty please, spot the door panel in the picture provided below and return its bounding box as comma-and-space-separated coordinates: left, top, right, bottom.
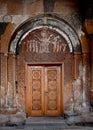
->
45, 66, 61, 116
29, 66, 44, 116
26, 65, 62, 116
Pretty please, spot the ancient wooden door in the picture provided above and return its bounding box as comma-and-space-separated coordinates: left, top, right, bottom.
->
26, 65, 62, 116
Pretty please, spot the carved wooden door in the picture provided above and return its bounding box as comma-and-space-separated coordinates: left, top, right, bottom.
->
45, 66, 61, 116
26, 65, 62, 116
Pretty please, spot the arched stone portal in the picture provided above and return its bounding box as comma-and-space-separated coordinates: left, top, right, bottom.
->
9, 15, 81, 53
0, 15, 90, 116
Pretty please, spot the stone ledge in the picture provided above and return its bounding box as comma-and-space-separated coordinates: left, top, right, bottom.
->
65, 112, 93, 126
0, 111, 26, 126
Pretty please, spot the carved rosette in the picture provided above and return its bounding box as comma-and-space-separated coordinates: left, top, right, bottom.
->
47, 70, 57, 110
32, 70, 42, 110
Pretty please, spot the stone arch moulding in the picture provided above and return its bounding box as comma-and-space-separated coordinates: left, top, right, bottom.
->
8, 14, 82, 54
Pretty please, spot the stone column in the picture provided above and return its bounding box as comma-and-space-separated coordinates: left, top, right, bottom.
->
72, 53, 83, 113
82, 53, 90, 112
0, 53, 8, 109
0, 35, 1, 108
7, 53, 17, 109
84, 19, 93, 110
90, 38, 93, 104
73, 53, 81, 80
12, 54, 17, 108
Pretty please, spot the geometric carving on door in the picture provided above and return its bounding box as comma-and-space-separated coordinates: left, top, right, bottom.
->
26, 65, 63, 116
46, 69, 57, 110
44, 66, 61, 115
32, 69, 42, 111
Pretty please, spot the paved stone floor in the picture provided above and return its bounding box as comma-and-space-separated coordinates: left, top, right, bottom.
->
0, 117, 93, 130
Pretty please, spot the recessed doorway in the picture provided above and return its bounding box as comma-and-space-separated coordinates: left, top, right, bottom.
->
26, 64, 63, 116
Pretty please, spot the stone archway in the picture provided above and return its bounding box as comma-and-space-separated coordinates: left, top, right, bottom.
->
9, 15, 81, 54
0, 14, 90, 115
18, 27, 71, 116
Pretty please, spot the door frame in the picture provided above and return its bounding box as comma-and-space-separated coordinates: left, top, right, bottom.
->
25, 62, 64, 116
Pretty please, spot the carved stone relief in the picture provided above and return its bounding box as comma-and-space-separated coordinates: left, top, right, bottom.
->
9, 15, 81, 54
21, 28, 69, 54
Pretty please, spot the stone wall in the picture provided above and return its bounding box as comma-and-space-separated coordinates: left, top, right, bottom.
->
0, 0, 91, 115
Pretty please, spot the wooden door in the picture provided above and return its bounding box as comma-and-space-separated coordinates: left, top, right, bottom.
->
26, 65, 62, 116
45, 66, 61, 116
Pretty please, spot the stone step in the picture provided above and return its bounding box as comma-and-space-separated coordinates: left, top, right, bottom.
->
26, 117, 66, 125
0, 115, 93, 130
0, 125, 93, 130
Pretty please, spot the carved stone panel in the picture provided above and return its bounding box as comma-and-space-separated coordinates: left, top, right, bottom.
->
21, 28, 69, 54
9, 16, 81, 54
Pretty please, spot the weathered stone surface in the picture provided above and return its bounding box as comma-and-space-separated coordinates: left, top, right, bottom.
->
44, 0, 55, 12
65, 112, 93, 125
0, 111, 26, 126
0, 0, 92, 117
0, 114, 9, 126
81, 113, 93, 123
8, 112, 26, 126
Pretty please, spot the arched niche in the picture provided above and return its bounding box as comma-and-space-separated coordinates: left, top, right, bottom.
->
8, 14, 82, 54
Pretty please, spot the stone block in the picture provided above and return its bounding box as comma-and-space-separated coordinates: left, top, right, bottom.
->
0, 114, 9, 126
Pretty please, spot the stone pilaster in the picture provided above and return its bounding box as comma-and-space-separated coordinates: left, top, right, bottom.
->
7, 53, 17, 109
0, 53, 8, 109
90, 38, 93, 104
72, 53, 83, 113
84, 19, 93, 107
82, 53, 90, 112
